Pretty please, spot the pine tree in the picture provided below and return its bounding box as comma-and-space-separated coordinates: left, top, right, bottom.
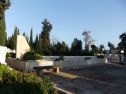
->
40, 19, 52, 55
71, 38, 82, 55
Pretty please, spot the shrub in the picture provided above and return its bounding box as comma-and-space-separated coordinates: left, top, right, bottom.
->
0, 64, 58, 94
97, 55, 104, 58
22, 51, 43, 60
0, 64, 10, 78
6, 52, 16, 58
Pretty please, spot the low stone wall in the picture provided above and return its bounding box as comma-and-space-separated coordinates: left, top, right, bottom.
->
45, 56, 96, 61
6, 58, 26, 71
110, 56, 120, 63
6, 58, 54, 72
109, 55, 125, 63
54, 56, 105, 68
26, 60, 54, 72
6, 56, 105, 72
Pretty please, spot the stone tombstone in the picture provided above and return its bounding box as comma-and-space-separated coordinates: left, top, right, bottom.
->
16, 35, 30, 59
0, 46, 7, 64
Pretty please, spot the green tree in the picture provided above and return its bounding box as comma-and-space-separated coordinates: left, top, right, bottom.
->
29, 28, 33, 49
12, 27, 19, 49
0, 0, 11, 46
40, 19, 52, 55
34, 34, 38, 46
61, 41, 69, 54
99, 44, 104, 54
6, 26, 19, 49
34, 34, 39, 52
119, 32, 126, 56
52, 41, 69, 55
53, 42, 62, 55
33, 34, 43, 55
6, 36, 13, 49
23, 32, 29, 42
91, 44, 97, 54
108, 42, 115, 54
71, 38, 82, 55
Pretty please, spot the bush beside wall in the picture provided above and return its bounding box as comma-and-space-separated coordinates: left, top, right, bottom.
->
6, 52, 16, 58
0, 64, 57, 94
22, 51, 43, 60
97, 55, 104, 58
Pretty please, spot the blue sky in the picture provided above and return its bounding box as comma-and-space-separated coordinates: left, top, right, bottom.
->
5, 0, 126, 49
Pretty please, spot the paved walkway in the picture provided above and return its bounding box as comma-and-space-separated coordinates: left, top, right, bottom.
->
42, 63, 126, 94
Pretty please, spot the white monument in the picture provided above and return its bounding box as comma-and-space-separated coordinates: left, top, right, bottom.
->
16, 35, 30, 59
0, 46, 7, 64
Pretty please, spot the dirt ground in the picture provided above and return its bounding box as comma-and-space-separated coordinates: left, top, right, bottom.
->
42, 63, 126, 94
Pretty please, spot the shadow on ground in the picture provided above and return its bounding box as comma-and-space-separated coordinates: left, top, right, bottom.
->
42, 64, 126, 94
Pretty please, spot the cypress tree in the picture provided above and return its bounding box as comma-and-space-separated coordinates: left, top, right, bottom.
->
0, 15, 6, 45
6, 26, 19, 49
23, 32, 29, 42
29, 28, 33, 49
12, 26, 19, 49
34, 34, 43, 55
0, 0, 11, 46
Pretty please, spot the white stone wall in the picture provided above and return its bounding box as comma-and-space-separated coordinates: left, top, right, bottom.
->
46, 56, 105, 68
26, 60, 54, 72
54, 57, 105, 68
0, 46, 7, 64
16, 35, 30, 59
6, 56, 105, 72
6, 58, 54, 72
45, 56, 96, 60
109, 55, 120, 63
